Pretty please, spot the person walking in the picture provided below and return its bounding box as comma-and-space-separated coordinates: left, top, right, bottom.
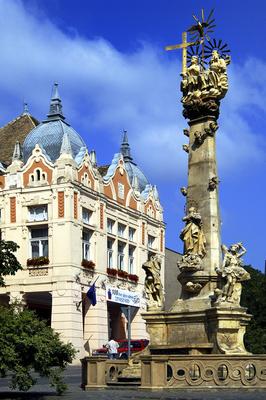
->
106, 338, 119, 359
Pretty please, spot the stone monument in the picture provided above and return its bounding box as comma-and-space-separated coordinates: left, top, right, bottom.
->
83, 9, 266, 390
140, 9, 266, 389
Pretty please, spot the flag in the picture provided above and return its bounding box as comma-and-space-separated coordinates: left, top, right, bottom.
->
87, 283, 97, 306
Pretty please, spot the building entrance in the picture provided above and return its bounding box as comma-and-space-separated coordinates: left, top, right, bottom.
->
107, 301, 126, 340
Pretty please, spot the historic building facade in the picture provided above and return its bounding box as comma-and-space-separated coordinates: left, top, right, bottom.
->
0, 84, 165, 359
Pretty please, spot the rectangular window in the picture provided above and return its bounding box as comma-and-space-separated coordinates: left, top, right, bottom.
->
129, 227, 136, 241
148, 235, 155, 249
128, 245, 135, 274
107, 218, 115, 234
107, 238, 114, 268
28, 205, 48, 222
118, 182, 125, 199
82, 208, 92, 224
82, 230, 92, 260
30, 227, 48, 258
118, 241, 125, 270
118, 223, 126, 238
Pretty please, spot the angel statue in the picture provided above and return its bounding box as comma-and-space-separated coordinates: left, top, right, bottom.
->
215, 242, 250, 305
142, 255, 164, 311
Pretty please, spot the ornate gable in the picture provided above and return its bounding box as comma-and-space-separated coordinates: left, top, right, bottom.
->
77, 153, 94, 189
103, 153, 137, 209
22, 144, 53, 187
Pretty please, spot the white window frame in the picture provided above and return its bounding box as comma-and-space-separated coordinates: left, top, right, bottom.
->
28, 205, 48, 222
82, 208, 92, 225
128, 245, 135, 274
118, 242, 125, 270
148, 235, 155, 249
107, 218, 115, 234
30, 227, 49, 258
118, 223, 126, 238
82, 230, 91, 260
107, 238, 114, 268
129, 227, 135, 242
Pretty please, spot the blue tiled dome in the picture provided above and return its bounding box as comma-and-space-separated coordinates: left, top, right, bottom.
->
124, 161, 148, 192
23, 84, 86, 162
23, 119, 85, 162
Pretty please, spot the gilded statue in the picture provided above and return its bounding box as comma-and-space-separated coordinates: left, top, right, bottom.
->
181, 50, 230, 105
215, 242, 250, 305
180, 207, 206, 258
142, 255, 164, 310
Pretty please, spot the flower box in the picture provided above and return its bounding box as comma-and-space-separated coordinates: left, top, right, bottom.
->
117, 270, 128, 279
107, 268, 118, 277
27, 257, 50, 267
128, 274, 139, 283
81, 260, 95, 270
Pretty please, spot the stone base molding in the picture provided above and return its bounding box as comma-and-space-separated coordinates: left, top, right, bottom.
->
141, 355, 266, 389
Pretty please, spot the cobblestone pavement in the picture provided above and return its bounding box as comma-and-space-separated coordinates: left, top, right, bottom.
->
0, 366, 265, 399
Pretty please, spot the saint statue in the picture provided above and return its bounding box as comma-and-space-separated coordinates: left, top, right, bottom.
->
216, 242, 250, 305
180, 207, 206, 258
181, 55, 201, 100
181, 49, 230, 105
142, 255, 164, 310
208, 50, 230, 98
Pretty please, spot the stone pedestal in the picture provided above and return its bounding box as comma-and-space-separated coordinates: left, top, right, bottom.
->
207, 306, 252, 355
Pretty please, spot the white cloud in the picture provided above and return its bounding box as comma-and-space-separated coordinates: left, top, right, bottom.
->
0, 0, 264, 187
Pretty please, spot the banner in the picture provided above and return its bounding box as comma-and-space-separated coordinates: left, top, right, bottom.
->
106, 286, 141, 307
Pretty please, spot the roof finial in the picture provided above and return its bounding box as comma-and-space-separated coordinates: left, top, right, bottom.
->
120, 129, 133, 162
12, 141, 23, 161
60, 131, 72, 155
132, 174, 140, 192
46, 82, 65, 121
22, 101, 29, 115
90, 150, 97, 166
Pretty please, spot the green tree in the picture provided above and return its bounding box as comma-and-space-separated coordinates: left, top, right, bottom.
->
242, 265, 266, 353
0, 240, 22, 286
0, 304, 76, 395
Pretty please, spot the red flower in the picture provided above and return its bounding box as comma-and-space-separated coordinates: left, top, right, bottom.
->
106, 268, 118, 277
82, 260, 95, 270
27, 257, 50, 267
128, 274, 139, 283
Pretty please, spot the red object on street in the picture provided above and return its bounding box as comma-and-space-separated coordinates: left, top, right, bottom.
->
92, 339, 149, 359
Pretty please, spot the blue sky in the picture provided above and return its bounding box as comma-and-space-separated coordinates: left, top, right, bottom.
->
1, 0, 266, 270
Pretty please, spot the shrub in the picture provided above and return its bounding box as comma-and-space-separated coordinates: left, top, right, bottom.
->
0, 304, 76, 394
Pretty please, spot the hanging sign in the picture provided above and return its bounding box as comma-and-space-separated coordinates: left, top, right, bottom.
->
106, 286, 141, 307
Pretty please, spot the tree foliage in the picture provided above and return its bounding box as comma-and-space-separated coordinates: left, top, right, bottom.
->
242, 265, 266, 354
0, 240, 22, 286
0, 305, 76, 394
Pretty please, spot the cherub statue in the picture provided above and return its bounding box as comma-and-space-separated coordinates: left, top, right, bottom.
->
180, 207, 206, 258
142, 255, 164, 310
215, 242, 250, 305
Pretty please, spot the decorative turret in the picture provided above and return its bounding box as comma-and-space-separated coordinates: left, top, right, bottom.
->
46, 83, 65, 121
118, 130, 149, 192
90, 150, 97, 167
60, 131, 72, 156
120, 130, 133, 163
12, 141, 23, 161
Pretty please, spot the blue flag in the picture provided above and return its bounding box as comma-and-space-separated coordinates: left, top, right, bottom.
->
87, 283, 97, 306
